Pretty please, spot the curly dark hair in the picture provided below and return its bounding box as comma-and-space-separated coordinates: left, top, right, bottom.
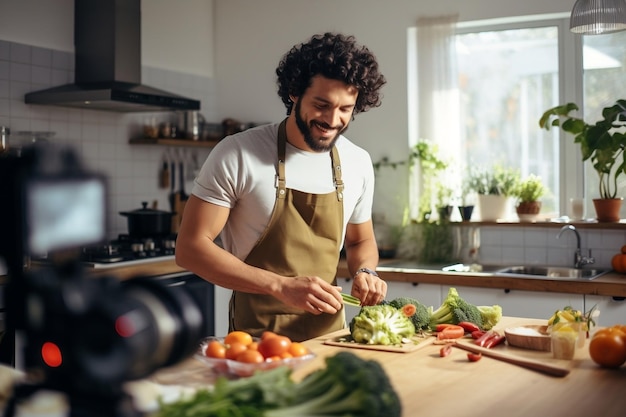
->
276, 33, 386, 115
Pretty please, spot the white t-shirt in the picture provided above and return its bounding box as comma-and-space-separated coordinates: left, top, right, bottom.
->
191, 122, 375, 260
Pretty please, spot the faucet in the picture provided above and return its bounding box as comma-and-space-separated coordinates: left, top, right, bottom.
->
556, 225, 595, 269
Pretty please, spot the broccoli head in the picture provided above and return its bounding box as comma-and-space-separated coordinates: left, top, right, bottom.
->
350, 304, 416, 345
478, 304, 503, 330
266, 351, 402, 417
388, 297, 431, 331
428, 287, 484, 330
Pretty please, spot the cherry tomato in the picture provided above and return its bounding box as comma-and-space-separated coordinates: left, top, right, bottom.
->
439, 345, 452, 357
287, 342, 309, 357
235, 349, 264, 364
225, 341, 248, 360
467, 352, 482, 362
589, 327, 626, 368
224, 330, 253, 347
205, 340, 226, 359
261, 331, 279, 340
258, 335, 292, 359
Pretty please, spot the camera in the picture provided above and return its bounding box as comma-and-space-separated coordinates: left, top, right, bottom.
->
0, 142, 205, 416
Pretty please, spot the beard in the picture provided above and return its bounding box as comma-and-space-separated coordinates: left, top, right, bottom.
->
294, 100, 347, 152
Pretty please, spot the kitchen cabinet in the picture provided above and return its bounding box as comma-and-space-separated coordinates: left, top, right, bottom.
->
585, 295, 626, 327
453, 285, 585, 320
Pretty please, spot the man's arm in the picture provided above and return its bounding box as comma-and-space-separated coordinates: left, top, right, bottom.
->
175, 195, 343, 314
344, 220, 386, 305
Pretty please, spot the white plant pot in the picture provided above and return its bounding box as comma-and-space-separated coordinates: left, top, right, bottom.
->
477, 194, 509, 221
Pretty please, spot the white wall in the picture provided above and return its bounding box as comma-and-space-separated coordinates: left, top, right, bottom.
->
0, 0, 214, 77
212, 0, 575, 223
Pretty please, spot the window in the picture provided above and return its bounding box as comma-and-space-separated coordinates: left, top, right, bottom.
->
412, 15, 626, 220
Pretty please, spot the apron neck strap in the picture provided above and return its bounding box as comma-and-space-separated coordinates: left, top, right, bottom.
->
276, 119, 343, 201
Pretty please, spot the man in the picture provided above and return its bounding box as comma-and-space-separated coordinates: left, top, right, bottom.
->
176, 32, 387, 341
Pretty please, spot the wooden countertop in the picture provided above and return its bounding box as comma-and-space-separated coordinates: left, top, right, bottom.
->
293, 316, 626, 417
149, 316, 626, 417
338, 259, 626, 298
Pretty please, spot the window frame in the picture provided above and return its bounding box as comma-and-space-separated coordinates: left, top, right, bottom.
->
413, 14, 587, 217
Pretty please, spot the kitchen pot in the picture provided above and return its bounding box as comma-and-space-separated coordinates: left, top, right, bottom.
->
120, 202, 175, 237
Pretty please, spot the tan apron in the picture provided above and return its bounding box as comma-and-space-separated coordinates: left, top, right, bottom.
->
229, 119, 346, 342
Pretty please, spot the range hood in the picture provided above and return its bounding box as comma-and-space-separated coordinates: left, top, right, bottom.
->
25, 0, 200, 113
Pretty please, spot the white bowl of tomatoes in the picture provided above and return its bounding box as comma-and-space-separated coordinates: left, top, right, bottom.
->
195, 331, 316, 377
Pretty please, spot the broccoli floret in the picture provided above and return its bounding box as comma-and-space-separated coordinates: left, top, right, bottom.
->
156, 352, 402, 417
478, 304, 503, 330
350, 304, 416, 345
388, 297, 431, 331
428, 287, 484, 330
266, 351, 401, 417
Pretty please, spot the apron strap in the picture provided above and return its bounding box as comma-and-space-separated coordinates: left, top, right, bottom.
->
276, 120, 288, 199
276, 118, 343, 201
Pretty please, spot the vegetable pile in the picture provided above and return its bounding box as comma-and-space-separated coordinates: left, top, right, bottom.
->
348, 288, 503, 346
156, 351, 402, 417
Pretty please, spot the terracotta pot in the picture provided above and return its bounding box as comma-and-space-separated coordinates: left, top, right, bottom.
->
592, 198, 623, 222
516, 201, 541, 222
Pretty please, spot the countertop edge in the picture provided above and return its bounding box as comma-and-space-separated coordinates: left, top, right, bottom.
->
336, 259, 626, 298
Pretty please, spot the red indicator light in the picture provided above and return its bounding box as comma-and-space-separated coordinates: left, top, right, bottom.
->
115, 315, 135, 337
41, 342, 62, 367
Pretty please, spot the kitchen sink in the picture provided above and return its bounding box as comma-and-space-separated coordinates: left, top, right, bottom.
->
496, 265, 610, 280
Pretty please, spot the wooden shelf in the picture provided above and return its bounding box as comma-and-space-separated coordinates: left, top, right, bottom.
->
129, 138, 220, 148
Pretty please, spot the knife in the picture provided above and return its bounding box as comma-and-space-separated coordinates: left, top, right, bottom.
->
453, 341, 570, 377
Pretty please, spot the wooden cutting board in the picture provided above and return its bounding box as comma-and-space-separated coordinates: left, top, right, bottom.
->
324, 330, 436, 353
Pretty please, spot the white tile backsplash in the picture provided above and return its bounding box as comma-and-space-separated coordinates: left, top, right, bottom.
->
1, 40, 217, 240
478, 225, 626, 269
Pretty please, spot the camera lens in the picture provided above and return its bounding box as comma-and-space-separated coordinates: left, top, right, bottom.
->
70, 276, 205, 385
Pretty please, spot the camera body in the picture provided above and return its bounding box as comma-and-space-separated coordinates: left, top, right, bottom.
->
0, 143, 205, 416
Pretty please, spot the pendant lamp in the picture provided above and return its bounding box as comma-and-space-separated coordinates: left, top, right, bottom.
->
570, 0, 626, 34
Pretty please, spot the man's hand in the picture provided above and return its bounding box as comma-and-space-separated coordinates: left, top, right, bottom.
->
352, 272, 387, 306
274, 276, 344, 315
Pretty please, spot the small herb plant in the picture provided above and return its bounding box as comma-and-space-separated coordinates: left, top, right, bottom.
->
513, 174, 546, 203
466, 165, 520, 197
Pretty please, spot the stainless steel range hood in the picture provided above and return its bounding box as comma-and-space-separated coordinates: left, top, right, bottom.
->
25, 0, 200, 113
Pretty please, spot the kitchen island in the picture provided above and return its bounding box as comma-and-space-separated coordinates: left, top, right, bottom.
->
149, 316, 626, 417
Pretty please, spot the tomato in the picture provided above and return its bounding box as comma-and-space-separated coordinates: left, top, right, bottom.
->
439, 345, 452, 357
287, 342, 309, 357
261, 331, 279, 340
225, 341, 248, 360
258, 335, 292, 359
235, 349, 264, 364
224, 330, 253, 347
589, 327, 626, 368
205, 340, 226, 359
467, 352, 482, 362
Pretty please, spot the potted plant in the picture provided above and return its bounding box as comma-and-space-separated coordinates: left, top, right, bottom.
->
539, 100, 626, 222
512, 174, 546, 222
467, 165, 520, 221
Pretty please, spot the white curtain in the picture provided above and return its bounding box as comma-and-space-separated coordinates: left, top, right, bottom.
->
412, 15, 462, 217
